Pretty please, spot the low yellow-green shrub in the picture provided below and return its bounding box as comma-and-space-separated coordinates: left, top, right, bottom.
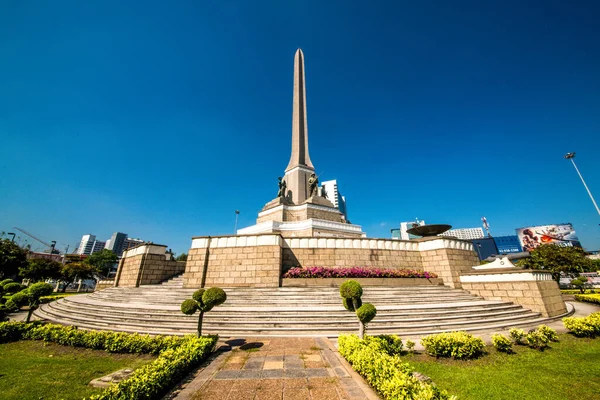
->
338, 334, 453, 400
420, 331, 485, 360
491, 333, 513, 353
574, 294, 600, 306
563, 312, 600, 337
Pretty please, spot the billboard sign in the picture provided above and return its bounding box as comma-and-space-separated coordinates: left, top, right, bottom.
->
516, 223, 582, 252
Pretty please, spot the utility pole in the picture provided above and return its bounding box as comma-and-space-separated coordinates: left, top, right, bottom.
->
564, 153, 600, 217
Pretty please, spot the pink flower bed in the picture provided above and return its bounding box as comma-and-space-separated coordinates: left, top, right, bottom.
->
282, 266, 438, 279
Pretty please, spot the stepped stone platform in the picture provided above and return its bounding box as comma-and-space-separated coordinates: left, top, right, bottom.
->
34, 275, 572, 337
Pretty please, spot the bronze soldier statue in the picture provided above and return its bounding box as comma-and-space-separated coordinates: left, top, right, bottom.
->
277, 177, 287, 198
308, 173, 318, 197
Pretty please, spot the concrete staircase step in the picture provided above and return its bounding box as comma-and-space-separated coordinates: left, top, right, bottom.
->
35, 284, 571, 337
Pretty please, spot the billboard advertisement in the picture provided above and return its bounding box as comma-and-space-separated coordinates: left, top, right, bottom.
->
516, 223, 582, 252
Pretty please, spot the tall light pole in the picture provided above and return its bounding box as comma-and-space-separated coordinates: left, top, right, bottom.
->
564, 153, 600, 217
234, 210, 240, 234
7, 232, 15, 243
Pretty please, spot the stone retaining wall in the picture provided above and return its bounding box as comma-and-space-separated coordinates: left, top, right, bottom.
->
460, 271, 567, 317
185, 235, 282, 288
184, 235, 477, 288
114, 244, 184, 288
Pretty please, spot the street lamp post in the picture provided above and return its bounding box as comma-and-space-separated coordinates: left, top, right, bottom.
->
475, 243, 482, 260
234, 210, 240, 234
564, 153, 600, 217
7, 232, 15, 243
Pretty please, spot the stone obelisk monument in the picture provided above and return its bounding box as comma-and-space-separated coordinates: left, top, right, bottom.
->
284, 48, 315, 205
237, 49, 365, 238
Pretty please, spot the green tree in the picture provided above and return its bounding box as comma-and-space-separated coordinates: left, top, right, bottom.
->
85, 249, 118, 276
181, 287, 227, 336
19, 258, 62, 282
340, 280, 377, 339
518, 244, 595, 284
59, 262, 97, 293
0, 238, 28, 279
176, 253, 188, 262
570, 277, 587, 294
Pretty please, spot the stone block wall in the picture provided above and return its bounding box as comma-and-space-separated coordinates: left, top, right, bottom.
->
184, 235, 478, 288
185, 235, 282, 288
282, 237, 424, 272
115, 254, 145, 287
420, 241, 479, 288
114, 244, 184, 288
460, 271, 567, 317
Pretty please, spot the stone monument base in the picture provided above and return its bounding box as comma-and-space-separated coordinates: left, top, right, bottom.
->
183, 234, 478, 288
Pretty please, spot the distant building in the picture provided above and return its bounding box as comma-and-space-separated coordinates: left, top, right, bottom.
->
391, 221, 427, 241
105, 232, 128, 257
91, 240, 106, 254
78, 232, 145, 258
320, 180, 348, 220
123, 237, 144, 252
77, 234, 96, 255
439, 227, 485, 241
494, 235, 522, 254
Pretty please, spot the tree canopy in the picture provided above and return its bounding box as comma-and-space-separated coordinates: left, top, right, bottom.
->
176, 253, 188, 262
19, 258, 62, 282
518, 244, 595, 282
0, 238, 28, 279
61, 262, 96, 284
85, 249, 118, 276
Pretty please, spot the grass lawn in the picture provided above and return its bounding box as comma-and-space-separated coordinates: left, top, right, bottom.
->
0, 340, 155, 400
406, 334, 600, 400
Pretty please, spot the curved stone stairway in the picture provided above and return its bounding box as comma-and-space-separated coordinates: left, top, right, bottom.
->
34, 275, 571, 337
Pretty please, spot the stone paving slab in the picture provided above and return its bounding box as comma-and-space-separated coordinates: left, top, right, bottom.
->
178, 337, 378, 400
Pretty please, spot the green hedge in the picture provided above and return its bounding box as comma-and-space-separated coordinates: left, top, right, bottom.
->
563, 312, 600, 337
338, 334, 451, 400
0, 322, 217, 399
574, 294, 600, 306
420, 331, 485, 360
561, 289, 597, 295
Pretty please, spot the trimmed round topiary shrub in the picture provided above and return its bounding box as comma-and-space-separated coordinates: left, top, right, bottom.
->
192, 289, 205, 302
181, 299, 198, 315
340, 280, 363, 299
343, 296, 362, 311
356, 303, 377, 324
27, 282, 54, 299
9, 290, 28, 309
4, 282, 23, 294
202, 287, 227, 309
181, 287, 227, 337
339, 280, 376, 339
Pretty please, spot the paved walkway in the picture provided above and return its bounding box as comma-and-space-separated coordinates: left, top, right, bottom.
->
173, 337, 378, 400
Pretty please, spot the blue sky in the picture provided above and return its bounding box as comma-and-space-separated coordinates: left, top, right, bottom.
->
1, 0, 599, 255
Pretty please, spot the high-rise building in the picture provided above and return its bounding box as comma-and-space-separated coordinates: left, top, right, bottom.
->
76, 234, 96, 255
391, 221, 428, 241
105, 232, 128, 257
320, 179, 348, 220
91, 240, 106, 254
123, 238, 144, 252
76, 234, 106, 255
439, 227, 485, 240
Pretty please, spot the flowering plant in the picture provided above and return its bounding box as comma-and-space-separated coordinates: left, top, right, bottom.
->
283, 266, 437, 279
